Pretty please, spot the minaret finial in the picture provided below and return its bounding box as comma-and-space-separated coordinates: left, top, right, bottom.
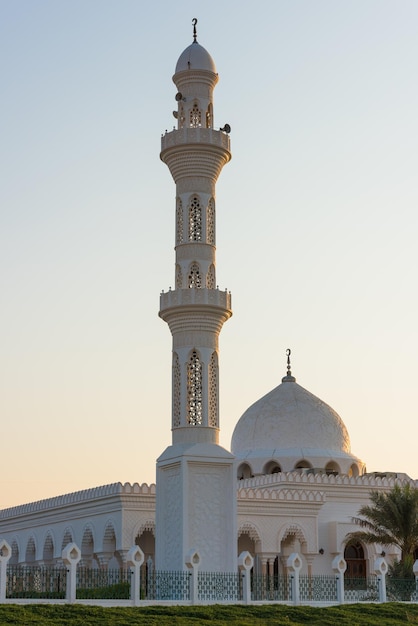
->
192, 18, 198, 42
286, 348, 292, 376
282, 348, 296, 383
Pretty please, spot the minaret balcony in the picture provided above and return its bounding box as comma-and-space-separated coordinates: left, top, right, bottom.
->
160, 287, 231, 313
161, 127, 230, 152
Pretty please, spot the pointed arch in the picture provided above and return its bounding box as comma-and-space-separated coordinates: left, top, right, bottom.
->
134, 521, 156, 566
103, 520, 117, 553
81, 523, 95, 564
25, 536, 36, 563
188, 262, 202, 288
348, 463, 360, 478
206, 103, 213, 129
237, 462, 253, 480
10, 538, 20, 565
263, 460, 282, 475
208, 351, 218, 427
238, 522, 262, 545
187, 349, 203, 425
294, 460, 312, 470
176, 264, 183, 289
189, 101, 202, 127
344, 541, 366, 579
206, 264, 215, 289
277, 522, 309, 555
188, 195, 202, 241
179, 104, 185, 128
61, 527, 74, 551
176, 197, 183, 244
42, 531, 55, 563
172, 352, 181, 427
207, 198, 215, 245
325, 461, 340, 475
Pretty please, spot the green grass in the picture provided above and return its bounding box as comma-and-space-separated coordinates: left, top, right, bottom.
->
0, 603, 418, 625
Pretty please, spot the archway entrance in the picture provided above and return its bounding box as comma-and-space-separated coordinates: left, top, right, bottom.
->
344, 542, 366, 578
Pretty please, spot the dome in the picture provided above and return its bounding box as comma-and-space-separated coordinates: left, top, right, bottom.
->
232, 377, 351, 455
231, 371, 365, 476
175, 42, 216, 74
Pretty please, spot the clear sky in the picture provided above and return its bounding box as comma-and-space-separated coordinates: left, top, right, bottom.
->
1, 0, 417, 509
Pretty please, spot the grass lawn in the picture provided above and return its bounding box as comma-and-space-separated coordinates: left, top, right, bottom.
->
0, 603, 418, 625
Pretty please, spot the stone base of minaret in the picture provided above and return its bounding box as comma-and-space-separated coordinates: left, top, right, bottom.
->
155, 442, 236, 572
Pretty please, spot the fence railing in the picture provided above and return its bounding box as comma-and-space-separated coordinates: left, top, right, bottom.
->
2, 566, 418, 605
0, 542, 418, 606
6, 566, 67, 599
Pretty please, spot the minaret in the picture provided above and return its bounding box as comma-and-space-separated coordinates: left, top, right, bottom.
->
155, 22, 236, 573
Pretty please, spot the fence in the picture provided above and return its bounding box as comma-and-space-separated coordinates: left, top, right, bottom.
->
0, 541, 418, 606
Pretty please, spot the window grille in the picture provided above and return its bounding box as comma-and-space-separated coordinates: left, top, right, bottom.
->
187, 350, 202, 425
173, 353, 181, 427
176, 198, 183, 244
207, 265, 215, 289
190, 102, 202, 127
207, 198, 215, 244
189, 196, 202, 241
188, 262, 201, 288
209, 352, 218, 427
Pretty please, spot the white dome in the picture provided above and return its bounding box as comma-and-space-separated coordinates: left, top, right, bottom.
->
175, 42, 216, 74
232, 377, 351, 455
230, 374, 367, 476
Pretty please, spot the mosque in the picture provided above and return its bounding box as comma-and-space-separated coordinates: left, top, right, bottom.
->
0, 25, 414, 582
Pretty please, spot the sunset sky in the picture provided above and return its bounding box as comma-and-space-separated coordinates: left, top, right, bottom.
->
1, 0, 417, 508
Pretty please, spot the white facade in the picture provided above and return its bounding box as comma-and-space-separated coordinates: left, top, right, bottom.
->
0, 28, 416, 583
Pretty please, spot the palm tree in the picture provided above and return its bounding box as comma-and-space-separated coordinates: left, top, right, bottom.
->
346, 483, 418, 577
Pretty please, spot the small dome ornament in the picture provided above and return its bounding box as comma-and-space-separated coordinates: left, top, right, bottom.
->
282, 348, 296, 383
192, 18, 198, 43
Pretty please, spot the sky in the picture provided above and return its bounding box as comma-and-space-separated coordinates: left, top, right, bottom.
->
1, 0, 417, 509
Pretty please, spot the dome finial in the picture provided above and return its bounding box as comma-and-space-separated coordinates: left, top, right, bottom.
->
282, 348, 296, 383
192, 18, 198, 43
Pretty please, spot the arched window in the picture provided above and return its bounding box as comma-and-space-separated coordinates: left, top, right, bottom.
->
61, 528, 73, 551
207, 198, 215, 244
176, 198, 183, 244
263, 460, 282, 475
237, 463, 253, 480
187, 350, 202, 425
81, 525, 95, 567
348, 464, 360, 478
188, 262, 201, 288
25, 537, 36, 563
176, 264, 183, 289
294, 460, 312, 470
10, 540, 19, 565
206, 264, 215, 289
208, 352, 218, 427
135, 529, 155, 568
325, 461, 340, 476
43, 532, 54, 563
173, 352, 181, 427
188, 196, 202, 241
179, 104, 185, 128
344, 542, 366, 579
206, 103, 213, 128
190, 102, 201, 127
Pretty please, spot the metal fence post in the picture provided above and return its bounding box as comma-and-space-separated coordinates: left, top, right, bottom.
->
287, 552, 302, 606
374, 557, 388, 603
332, 554, 347, 603
62, 542, 81, 603
0, 540, 12, 603
127, 545, 144, 606
185, 549, 200, 604
238, 551, 254, 604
